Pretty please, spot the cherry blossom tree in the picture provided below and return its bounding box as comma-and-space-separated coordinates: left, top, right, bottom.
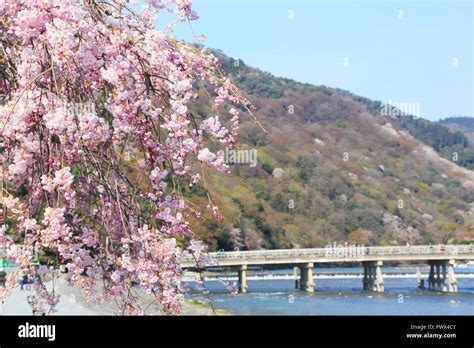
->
0, 0, 251, 315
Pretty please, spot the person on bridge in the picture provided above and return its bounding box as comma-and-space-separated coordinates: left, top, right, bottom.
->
0, 267, 7, 288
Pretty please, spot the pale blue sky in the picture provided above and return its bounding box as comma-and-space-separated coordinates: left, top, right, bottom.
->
150, 0, 473, 121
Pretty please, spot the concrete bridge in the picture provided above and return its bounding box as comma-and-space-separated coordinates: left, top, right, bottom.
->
181, 244, 474, 293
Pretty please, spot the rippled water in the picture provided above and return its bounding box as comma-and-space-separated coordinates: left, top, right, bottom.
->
186, 267, 474, 315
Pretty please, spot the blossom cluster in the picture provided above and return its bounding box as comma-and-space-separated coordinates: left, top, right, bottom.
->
0, 0, 248, 314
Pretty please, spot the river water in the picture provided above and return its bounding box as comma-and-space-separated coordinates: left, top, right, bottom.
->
186, 266, 474, 315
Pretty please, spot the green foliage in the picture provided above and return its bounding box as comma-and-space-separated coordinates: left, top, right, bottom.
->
70, 164, 82, 178
397, 116, 468, 150
439, 117, 474, 131
183, 184, 208, 197
262, 162, 273, 175
335, 120, 349, 129
347, 228, 370, 245
396, 115, 474, 169
254, 201, 265, 212
435, 220, 457, 232
393, 206, 402, 217
295, 156, 318, 182
346, 201, 358, 211
15, 181, 28, 198
270, 193, 289, 212
255, 188, 270, 201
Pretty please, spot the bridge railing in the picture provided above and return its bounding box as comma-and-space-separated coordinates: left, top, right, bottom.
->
181, 244, 474, 267
210, 245, 472, 259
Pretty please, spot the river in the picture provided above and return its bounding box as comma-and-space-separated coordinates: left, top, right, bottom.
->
186, 266, 474, 315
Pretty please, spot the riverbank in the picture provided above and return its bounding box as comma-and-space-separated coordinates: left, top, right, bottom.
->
182, 299, 229, 315
55, 275, 229, 315
0, 269, 228, 316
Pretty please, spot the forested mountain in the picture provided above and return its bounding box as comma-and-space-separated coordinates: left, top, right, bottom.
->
438, 117, 474, 149
186, 52, 474, 251
433, 117, 474, 169
396, 116, 474, 169
439, 117, 474, 131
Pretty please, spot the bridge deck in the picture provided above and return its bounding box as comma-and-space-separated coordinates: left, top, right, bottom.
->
181, 244, 474, 268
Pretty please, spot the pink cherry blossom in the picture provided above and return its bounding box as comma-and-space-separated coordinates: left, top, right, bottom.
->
0, 0, 253, 315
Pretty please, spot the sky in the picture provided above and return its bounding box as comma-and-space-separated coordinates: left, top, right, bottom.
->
151, 0, 473, 121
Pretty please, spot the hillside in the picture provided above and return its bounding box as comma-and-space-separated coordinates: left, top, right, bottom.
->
185, 52, 474, 250
439, 117, 474, 131
439, 117, 474, 145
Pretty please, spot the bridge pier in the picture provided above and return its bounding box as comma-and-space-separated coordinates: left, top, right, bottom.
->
294, 267, 300, 289
447, 260, 458, 293
428, 262, 435, 290
363, 261, 384, 292
416, 267, 425, 289
237, 264, 248, 293
297, 262, 314, 292
428, 260, 457, 292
